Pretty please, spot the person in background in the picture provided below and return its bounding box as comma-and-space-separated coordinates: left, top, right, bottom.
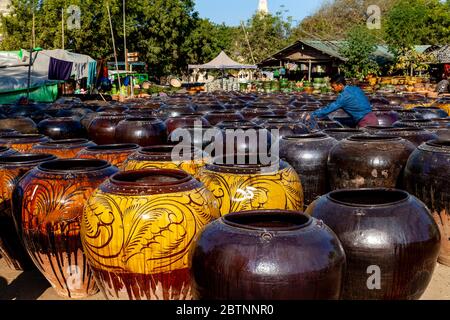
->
305, 75, 379, 128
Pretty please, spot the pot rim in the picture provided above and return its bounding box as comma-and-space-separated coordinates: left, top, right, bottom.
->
222, 210, 312, 231
282, 133, 329, 140
36, 139, 91, 146
85, 143, 140, 152
347, 135, 401, 142
324, 128, 364, 133
0, 153, 56, 165
326, 188, 410, 208
424, 139, 450, 149
38, 159, 111, 173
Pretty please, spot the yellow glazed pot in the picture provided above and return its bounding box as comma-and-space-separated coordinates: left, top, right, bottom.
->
81, 169, 220, 300
199, 156, 304, 216
122, 145, 208, 178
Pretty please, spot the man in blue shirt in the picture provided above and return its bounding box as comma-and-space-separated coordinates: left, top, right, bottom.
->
306, 75, 379, 128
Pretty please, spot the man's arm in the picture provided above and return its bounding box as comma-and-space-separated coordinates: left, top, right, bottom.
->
311, 92, 347, 119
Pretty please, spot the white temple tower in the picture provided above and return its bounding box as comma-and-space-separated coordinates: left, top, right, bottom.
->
258, 0, 269, 15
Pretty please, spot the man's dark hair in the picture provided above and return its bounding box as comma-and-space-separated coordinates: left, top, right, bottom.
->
330, 74, 346, 86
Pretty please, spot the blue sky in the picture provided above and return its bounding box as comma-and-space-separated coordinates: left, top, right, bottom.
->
194, 0, 326, 26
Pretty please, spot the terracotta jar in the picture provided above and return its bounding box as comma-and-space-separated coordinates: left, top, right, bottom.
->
12, 159, 118, 298
199, 155, 304, 216
88, 113, 127, 145
37, 117, 86, 140
204, 110, 244, 125
31, 139, 96, 158
376, 127, 438, 147
76, 143, 140, 169
81, 169, 220, 300
404, 140, 450, 266
115, 117, 167, 147
328, 135, 415, 190
306, 189, 441, 300
96, 105, 129, 113
164, 114, 209, 135
0, 117, 38, 134
80, 112, 98, 130
123, 145, 207, 178
0, 153, 56, 271
280, 134, 338, 206
323, 128, 365, 141
0, 134, 50, 153
191, 210, 346, 300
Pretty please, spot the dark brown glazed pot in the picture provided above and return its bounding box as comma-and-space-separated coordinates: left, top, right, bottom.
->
0, 134, 50, 153
157, 104, 196, 119
37, 117, 86, 140
195, 103, 226, 114
80, 112, 99, 130
164, 113, 209, 135
31, 139, 96, 158
240, 106, 275, 120
190, 210, 346, 300
280, 134, 338, 206
203, 110, 244, 125
76, 143, 139, 169
115, 117, 167, 147
364, 125, 394, 134
323, 128, 365, 141
12, 159, 119, 298
404, 140, 450, 266
396, 110, 423, 120
252, 115, 292, 125
376, 127, 438, 147
88, 113, 128, 145
0, 153, 56, 271
0, 117, 38, 134
169, 125, 223, 150
262, 120, 309, 139
328, 135, 416, 190
373, 109, 399, 126
0, 146, 18, 157
96, 105, 129, 113
316, 120, 344, 130
286, 107, 318, 121
333, 116, 356, 128
81, 169, 220, 300
305, 189, 441, 300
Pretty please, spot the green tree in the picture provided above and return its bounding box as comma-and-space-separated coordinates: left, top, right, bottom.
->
231, 11, 293, 64
339, 25, 380, 80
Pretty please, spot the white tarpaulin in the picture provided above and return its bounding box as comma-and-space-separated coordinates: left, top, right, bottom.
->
188, 51, 257, 70
0, 49, 96, 93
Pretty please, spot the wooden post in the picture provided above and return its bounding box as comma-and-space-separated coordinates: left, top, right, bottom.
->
308, 60, 312, 81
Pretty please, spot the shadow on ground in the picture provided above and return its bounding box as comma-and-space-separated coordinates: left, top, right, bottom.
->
0, 270, 50, 300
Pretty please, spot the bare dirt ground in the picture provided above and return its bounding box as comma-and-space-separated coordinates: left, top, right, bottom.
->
0, 257, 449, 300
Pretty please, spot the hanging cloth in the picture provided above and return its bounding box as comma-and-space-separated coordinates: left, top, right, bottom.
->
48, 57, 73, 80
87, 61, 97, 88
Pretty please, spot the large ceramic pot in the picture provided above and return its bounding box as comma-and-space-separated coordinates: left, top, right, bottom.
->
0, 146, 18, 157
37, 117, 86, 140
240, 106, 274, 120
191, 210, 346, 300
81, 169, 220, 300
404, 140, 450, 266
305, 189, 441, 300
328, 135, 415, 190
12, 159, 119, 298
157, 104, 196, 119
199, 155, 304, 216
323, 128, 365, 141
168, 125, 223, 151
195, 103, 226, 114
280, 134, 338, 206
0, 117, 38, 134
204, 110, 244, 125
76, 143, 140, 169
376, 127, 438, 147
31, 139, 96, 158
0, 153, 56, 271
261, 120, 309, 139
114, 117, 167, 147
123, 145, 207, 178
0, 129, 19, 137
164, 114, 209, 135
373, 108, 399, 126
0, 134, 50, 153
88, 113, 128, 145
396, 110, 424, 120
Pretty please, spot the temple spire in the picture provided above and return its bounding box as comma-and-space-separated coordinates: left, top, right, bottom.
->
258, 0, 269, 15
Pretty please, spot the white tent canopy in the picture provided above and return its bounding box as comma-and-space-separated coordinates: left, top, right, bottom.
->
188, 51, 257, 70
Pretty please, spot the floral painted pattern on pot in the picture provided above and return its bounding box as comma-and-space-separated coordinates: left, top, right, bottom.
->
0, 134, 50, 153
122, 145, 208, 179
0, 154, 56, 271
81, 169, 220, 300
199, 157, 304, 216
31, 139, 96, 158
12, 159, 119, 298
